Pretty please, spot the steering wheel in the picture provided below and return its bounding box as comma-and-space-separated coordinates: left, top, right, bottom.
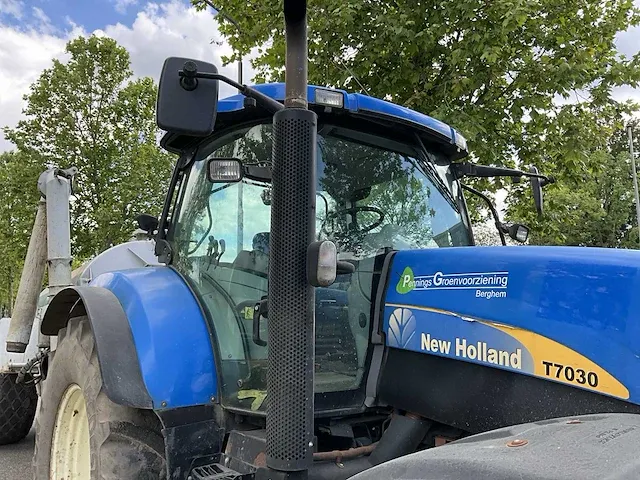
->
321, 206, 385, 236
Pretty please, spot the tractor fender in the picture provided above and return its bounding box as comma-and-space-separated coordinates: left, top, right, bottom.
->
41, 267, 217, 410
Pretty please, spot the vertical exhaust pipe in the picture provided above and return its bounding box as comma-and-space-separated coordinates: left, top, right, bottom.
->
264, 1, 316, 479
40, 167, 76, 348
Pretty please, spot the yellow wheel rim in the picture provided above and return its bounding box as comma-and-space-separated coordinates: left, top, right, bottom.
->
50, 384, 91, 479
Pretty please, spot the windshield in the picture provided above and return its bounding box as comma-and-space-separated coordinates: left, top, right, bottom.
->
170, 122, 471, 413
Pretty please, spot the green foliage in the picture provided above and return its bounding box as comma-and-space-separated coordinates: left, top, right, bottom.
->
192, 0, 640, 236
506, 121, 640, 247
3, 35, 174, 261
369, 175, 432, 228
192, 0, 639, 175
0, 151, 45, 313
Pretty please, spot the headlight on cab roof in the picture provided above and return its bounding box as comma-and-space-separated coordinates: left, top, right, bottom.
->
454, 131, 468, 151
315, 88, 344, 108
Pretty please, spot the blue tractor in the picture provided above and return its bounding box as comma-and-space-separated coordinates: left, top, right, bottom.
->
21, 2, 640, 479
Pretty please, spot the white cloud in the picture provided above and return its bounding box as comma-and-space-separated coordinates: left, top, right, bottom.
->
96, 1, 256, 89
615, 0, 640, 58
32, 7, 54, 34
0, 0, 23, 20
113, 0, 138, 15
0, 0, 257, 152
0, 23, 84, 151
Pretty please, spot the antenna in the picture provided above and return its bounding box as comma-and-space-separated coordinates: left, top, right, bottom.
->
202, 0, 244, 89
627, 121, 640, 246
338, 57, 370, 96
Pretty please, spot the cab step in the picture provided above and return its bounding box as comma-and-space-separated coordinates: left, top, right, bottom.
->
190, 463, 252, 480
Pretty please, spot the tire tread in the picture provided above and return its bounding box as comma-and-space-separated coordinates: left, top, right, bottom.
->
0, 373, 37, 445
33, 316, 166, 479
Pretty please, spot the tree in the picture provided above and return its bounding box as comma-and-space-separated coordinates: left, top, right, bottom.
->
506, 119, 640, 247
471, 220, 524, 246
192, 0, 640, 224
3, 35, 174, 260
0, 151, 45, 313
367, 174, 434, 241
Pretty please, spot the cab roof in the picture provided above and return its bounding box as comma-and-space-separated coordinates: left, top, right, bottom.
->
161, 82, 468, 159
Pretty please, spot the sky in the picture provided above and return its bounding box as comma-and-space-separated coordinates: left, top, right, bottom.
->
0, 0, 639, 156
0, 0, 261, 152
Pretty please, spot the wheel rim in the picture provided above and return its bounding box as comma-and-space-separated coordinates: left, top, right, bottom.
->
50, 384, 91, 479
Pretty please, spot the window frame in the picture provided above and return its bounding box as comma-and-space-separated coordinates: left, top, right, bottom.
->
164, 118, 472, 416
167, 120, 471, 253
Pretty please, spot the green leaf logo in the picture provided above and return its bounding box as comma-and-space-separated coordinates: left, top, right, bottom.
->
396, 266, 415, 294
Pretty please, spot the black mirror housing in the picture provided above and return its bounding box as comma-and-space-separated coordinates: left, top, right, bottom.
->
529, 166, 544, 215
506, 223, 529, 243
136, 214, 159, 233
156, 57, 219, 136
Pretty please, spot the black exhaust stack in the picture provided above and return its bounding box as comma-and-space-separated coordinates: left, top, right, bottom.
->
262, 1, 316, 479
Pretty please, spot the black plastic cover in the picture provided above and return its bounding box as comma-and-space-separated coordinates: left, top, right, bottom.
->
41, 286, 152, 408
350, 413, 640, 480
191, 463, 249, 480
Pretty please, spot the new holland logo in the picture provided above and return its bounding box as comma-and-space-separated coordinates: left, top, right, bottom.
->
387, 308, 416, 349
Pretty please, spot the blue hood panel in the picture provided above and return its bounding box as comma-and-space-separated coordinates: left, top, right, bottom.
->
382, 246, 640, 403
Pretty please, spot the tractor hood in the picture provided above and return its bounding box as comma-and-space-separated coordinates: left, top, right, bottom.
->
381, 246, 640, 405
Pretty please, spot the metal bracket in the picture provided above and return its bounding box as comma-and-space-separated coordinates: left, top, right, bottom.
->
37, 167, 78, 198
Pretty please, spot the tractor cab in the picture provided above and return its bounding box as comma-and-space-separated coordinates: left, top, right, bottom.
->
162, 84, 474, 417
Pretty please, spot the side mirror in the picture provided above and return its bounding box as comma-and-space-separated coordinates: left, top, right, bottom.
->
136, 214, 159, 234
529, 166, 544, 215
156, 57, 219, 136
505, 223, 529, 243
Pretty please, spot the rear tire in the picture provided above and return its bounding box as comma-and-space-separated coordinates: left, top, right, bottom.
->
0, 372, 37, 445
33, 315, 166, 479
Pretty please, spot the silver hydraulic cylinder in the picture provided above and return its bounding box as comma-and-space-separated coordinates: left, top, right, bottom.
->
40, 168, 76, 300
5, 167, 76, 353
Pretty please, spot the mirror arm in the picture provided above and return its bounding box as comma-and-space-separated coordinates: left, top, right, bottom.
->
452, 162, 522, 180
452, 161, 555, 185
460, 183, 507, 246
178, 69, 284, 114
538, 175, 556, 187
524, 171, 555, 185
